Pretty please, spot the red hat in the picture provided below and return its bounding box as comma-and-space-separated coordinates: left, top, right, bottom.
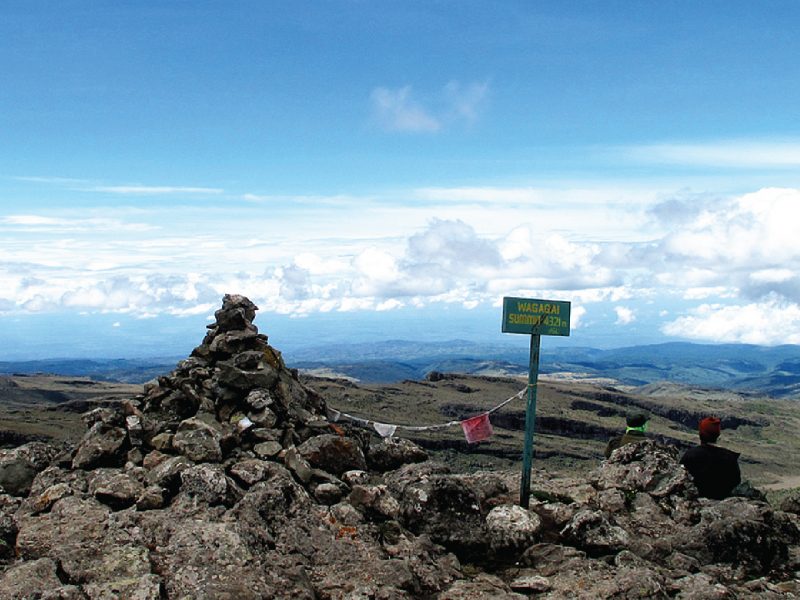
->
699, 417, 721, 440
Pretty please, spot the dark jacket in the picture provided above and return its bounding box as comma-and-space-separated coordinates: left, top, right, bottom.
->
604, 429, 646, 458
680, 443, 741, 500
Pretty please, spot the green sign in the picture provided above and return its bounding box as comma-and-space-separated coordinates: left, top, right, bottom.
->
501, 296, 571, 508
501, 296, 571, 336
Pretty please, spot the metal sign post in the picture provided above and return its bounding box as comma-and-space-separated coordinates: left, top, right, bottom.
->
501, 296, 571, 508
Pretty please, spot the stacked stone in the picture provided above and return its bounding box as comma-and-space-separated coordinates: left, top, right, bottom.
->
68, 293, 387, 509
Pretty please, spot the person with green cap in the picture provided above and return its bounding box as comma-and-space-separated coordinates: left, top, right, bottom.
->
604, 411, 649, 458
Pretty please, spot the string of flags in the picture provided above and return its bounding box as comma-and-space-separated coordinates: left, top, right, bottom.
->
326, 387, 526, 444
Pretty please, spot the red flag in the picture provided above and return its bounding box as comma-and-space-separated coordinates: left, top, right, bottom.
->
461, 413, 493, 444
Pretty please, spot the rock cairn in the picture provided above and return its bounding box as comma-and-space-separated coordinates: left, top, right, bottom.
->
1, 294, 799, 599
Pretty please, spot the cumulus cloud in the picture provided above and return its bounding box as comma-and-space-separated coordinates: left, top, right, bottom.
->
406, 219, 502, 270
3, 184, 800, 347
274, 265, 311, 301
662, 297, 800, 345
614, 306, 636, 325
377, 299, 404, 311
0, 270, 222, 319
646, 190, 725, 227
570, 305, 587, 330
651, 188, 800, 301
0, 215, 619, 319
370, 80, 488, 133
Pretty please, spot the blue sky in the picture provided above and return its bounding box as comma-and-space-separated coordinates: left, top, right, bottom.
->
2, 1, 800, 359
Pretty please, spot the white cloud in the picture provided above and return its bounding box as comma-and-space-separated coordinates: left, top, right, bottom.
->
293, 253, 350, 276
406, 219, 502, 269
10, 175, 224, 196
354, 248, 400, 281
630, 140, 800, 168
167, 303, 216, 317
370, 86, 441, 133
12, 175, 88, 185
614, 306, 636, 325
89, 185, 224, 195
682, 287, 736, 300
570, 305, 587, 330
376, 299, 404, 311
2, 184, 800, 347
0, 215, 156, 232
443, 80, 489, 122
416, 187, 547, 204
750, 268, 795, 283
662, 297, 800, 345
651, 188, 800, 298
276, 264, 312, 301
370, 80, 489, 133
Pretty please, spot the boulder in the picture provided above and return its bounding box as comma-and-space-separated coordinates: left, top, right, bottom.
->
89, 468, 145, 510
72, 422, 128, 470
297, 433, 367, 475
137, 485, 167, 511
1, 441, 62, 471
348, 484, 401, 520
560, 509, 631, 556
211, 294, 258, 332
146, 455, 193, 490
0, 457, 38, 496
83, 573, 163, 599
14, 495, 133, 584
366, 437, 428, 472
253, 440, 282, 458
693, 497, 799, 575
779, 491, 800, 515
208, 328, 261, 355
228, 458, 274, 487
284, 447, 313, 483
245, 389, 274, 410
0, 494, 21, 563
313, 482, 345, 505
215, 360, 278, 391
172, 417, 222, 462
485, 504, 542, 550
179, 463, 236, 506
440, 573, 526, 599
394, 472, 491, 560
0, 557, 64, 598
593, 440, 695, 499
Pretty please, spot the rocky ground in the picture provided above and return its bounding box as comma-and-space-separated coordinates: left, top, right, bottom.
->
1, 295, 799, 599
304, 368, 800, 492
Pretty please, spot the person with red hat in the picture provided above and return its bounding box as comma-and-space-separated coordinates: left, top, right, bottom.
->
680, 416, 741, 499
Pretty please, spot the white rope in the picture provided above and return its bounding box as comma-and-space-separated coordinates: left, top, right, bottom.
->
326, 388, 526, 433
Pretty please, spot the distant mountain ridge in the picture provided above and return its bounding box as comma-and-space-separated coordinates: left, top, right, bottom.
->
290, 340, 800, 398
2, 341, 799, 398
0, 357, 180, 384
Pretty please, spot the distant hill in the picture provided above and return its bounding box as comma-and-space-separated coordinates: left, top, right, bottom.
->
289, 340, 800, 398
0, 358, 180, 384
2, 341, 799, 398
